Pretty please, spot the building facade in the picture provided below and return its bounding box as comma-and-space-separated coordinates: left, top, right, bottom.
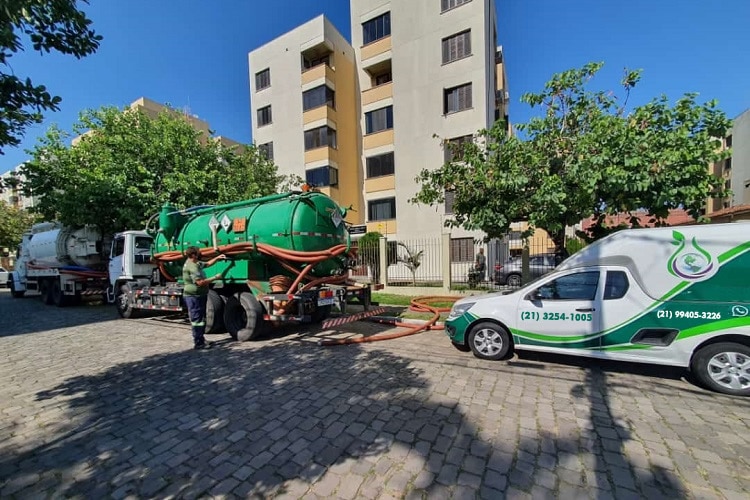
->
0, 165, 37, 210
708, 108, 750, 213
248, 0, 506, 240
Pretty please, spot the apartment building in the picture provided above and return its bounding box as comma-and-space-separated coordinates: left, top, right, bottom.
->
248, 0, 506, 241
708, 108, 750, 214
0, 165, 37, 210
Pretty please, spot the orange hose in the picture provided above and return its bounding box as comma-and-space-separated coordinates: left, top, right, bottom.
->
318, 295, 461, 346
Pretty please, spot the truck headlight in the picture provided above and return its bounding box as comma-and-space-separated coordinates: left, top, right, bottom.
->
447, 302, 475, 321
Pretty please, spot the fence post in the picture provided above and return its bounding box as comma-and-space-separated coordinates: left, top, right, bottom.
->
442, 233, 451, 292
379, 236, 387, 288
521, 246, 530, 284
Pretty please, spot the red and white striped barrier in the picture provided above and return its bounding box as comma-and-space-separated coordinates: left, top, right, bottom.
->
321, 307, 388, 329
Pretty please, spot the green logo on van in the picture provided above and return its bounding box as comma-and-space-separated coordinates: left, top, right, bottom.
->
668, 230, 715, 280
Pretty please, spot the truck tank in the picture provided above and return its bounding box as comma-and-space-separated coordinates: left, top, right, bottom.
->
26, 223, 104, 269
153, 191, 352, 284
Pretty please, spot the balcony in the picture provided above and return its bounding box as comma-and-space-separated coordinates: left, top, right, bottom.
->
363, 129, 394, 150
303, 106, 337, 125
362, 82, 393, 106
365, 174, 395, 193
302, 63, 335, 86
304, 146, 338, 165
361, 36, 391, 64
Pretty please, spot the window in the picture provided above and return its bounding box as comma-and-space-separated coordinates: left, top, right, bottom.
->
535, 271, 599, 301
306, 166, 338, 187
450, 237, 473, 262
303, 53, 331, 70
444, 190, 455, 214
726, 135, 733, 148
365, 106, 393, 134
257, 105, 272, 126
374, 71, 392, 86
258, 142, 274, 161
135, 236, 152, 251
441, 0, 471, 12
366, 152, 395, 178
255, 68, 271, 90
443, 135, 472, 163
368, 197, 396, 221
444, 83, 472, 114
304, 126, 337, 150
604, 271, 629, 300
112, 237, 125, 257
302, 85, 335, 111
442, 30, 471, 64
363, 12, 391, 45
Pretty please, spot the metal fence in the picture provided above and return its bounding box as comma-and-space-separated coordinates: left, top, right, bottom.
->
350, 233, 581, 291
385, 237, 443, 287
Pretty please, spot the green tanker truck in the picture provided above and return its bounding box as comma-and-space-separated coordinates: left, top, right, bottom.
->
115, 190, 371, 341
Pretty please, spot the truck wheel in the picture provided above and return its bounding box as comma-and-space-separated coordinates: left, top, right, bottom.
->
39, 279, 53, 305
206, 290, 226, 334
9, 280, 24, 298
116, 284, 139, 319
311, 305, 332, 323
691, 342, 750, 396
52, 280, 69, 307
467, 321, 512, 361
224, 292, 266, 341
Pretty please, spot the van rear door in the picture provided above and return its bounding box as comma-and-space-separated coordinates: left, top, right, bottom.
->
516, 269, 603, 349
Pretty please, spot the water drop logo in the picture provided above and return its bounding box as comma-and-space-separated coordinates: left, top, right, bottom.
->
667, 231, 716, 281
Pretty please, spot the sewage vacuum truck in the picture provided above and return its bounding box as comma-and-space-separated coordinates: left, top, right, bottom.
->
114, 190, 370, 340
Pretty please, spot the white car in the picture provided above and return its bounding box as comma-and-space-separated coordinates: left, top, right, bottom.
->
0, 267, 9, 288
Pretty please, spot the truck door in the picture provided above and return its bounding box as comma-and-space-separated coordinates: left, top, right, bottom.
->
517, 269, 603, 349
108, 235, 125, 285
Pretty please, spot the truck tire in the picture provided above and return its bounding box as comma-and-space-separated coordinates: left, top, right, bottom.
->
311, 305, 332, 323
9, 280, 25, 298
116, 283, 139, 319
691, 342, 750, 396
224, 292, 266, 341
206, 290, 226, 335
40, 279, 54, 305
52, 280, 69, 307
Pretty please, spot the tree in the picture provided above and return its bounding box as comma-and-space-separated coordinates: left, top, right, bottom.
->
1, 0, 101, 153
20, 105, 284, 237
0, 201, 37, 249
397, 242, 423, 286
355, 232, 397, 285
412, 63, 732, 249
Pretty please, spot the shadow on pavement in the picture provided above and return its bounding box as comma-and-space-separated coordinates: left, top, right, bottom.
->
0, 335, 697, 498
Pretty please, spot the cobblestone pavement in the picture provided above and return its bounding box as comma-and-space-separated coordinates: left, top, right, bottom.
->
1, 289, 749, 499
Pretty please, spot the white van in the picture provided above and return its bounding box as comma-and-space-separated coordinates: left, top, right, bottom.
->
446, 223, 750, 396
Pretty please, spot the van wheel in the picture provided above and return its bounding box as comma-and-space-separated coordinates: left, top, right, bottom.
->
692, 342, 750, 396
467, 322, 512, 360
224, 292, 266, 341
206, 290, 226, 334
451, 341, 471, 352
506, 274, 522, 287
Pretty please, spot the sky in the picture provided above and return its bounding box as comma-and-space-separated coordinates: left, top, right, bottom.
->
2, 0, 749, 174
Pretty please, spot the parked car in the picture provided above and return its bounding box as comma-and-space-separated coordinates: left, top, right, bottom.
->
494, 254, 557, 287
0, 267, 9, 288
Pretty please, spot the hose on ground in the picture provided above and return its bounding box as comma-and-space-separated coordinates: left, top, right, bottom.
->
318, 295, 461, 346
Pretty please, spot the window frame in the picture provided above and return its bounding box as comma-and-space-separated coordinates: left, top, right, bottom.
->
450, 237, 474, 263
441, 0, 472, 13
302, 84, 336, 111
257, 105, 272, 127
368, 197, 396, 222
444, 83, 472, 114
534, 271, 600, 301
304, 126, 337, 151
362, 12, 391, 45
443, 134, 473, 163
305, 165, 339, 188
258, 141, 274, 161
442, 30, 471, 64
366, 152, 395, 178
255, 68, 271, 91
365, 105, 394, 135
603, 270, 630, 300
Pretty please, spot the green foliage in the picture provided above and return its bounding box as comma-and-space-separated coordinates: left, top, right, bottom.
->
412, 62, 732, 246
564, 236, 587, 255
0, 201, 38, 248
355, 232, 398, 284
0, 0, 101, 152
20, 105, 283, 236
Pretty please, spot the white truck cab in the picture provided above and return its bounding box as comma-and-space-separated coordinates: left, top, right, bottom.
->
107, 230, 155, 302
446, 223, 750, 396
